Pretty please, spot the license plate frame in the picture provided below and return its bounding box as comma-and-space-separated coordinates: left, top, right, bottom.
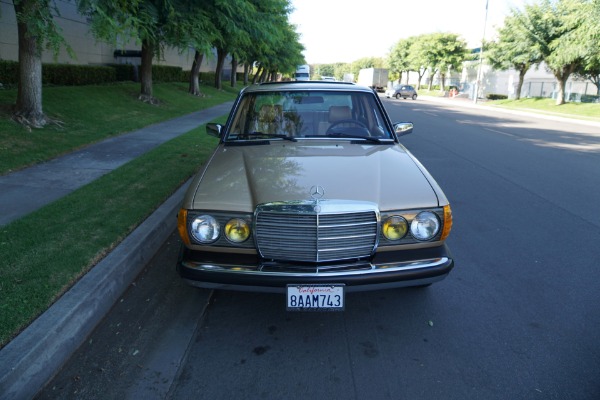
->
286, 284, 345, 311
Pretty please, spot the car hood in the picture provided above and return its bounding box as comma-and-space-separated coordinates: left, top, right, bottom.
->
187, 141, 441, 212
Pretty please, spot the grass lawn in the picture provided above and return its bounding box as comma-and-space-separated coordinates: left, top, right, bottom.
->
417, 89, 600, 121
489, 97, 600, 121
0, 82, 238, 175
0, 81, 238, 348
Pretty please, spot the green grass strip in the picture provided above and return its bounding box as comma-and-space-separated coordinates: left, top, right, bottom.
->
0, 120, 223, 347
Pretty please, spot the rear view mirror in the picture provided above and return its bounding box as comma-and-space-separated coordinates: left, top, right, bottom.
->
293, 96, 324, 104
207, 123, 222, 138
394, 122, 414, 136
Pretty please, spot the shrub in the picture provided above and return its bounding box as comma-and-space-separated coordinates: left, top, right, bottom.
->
487, 93, 508, 100
580, 94, 599, 103
108, 64, 137, 82
42, 64, 116, 85
152, 65, 183, 82
0, 60, 19, 85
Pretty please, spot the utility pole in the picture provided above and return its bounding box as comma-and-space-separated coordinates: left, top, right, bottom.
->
474, 0, 489, 104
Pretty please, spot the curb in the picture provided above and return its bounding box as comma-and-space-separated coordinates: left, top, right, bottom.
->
0, 181, 190, 400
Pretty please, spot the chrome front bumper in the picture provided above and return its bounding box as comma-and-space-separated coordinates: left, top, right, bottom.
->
178, 247, 454, 293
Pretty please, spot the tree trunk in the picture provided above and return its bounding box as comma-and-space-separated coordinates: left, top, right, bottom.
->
13, 1, 46, 128
215, 48, 226, 90
553, 64, 577, 105
188, 50, 204, 96
515, 65, 528, 100
140, 39, 155, 102
417, 71, 425, 90
252, 66, 261, 84
243, 63, 250, 85
230, 54, 238, 87
259, 68, 268, 83
440, 73, 446, 92
405, 71, 409, 84
428, 69, 436, 91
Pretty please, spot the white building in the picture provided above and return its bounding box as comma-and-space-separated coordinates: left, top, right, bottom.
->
0, 0, 235, 75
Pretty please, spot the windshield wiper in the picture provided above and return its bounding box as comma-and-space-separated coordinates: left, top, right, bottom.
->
246, 132, 297, 142
324, 133, 391, 144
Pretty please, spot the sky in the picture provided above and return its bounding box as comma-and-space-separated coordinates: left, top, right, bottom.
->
288, 0, 527, 64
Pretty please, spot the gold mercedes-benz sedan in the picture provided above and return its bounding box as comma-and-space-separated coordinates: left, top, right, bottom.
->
177, 81, 453, 311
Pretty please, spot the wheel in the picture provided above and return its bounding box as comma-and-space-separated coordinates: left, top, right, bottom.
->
395, 93, 401, 100
412, 94, 417, 100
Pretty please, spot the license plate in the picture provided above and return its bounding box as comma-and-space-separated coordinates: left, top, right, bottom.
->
286, 284, 345, 311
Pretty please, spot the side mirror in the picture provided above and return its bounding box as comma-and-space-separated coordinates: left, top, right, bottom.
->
394, 122, 414, 136
206, 123, 223, 138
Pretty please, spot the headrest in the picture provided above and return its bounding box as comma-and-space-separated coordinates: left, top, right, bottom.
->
329, 106, 352, 122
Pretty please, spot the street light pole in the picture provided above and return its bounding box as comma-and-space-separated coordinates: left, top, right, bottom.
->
474, 0, 489, 104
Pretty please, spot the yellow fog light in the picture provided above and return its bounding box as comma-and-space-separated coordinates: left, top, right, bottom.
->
225, 218, 251, 243
383, 216, 408, 240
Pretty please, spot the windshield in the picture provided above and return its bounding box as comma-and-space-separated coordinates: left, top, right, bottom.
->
225, 90, 393, 141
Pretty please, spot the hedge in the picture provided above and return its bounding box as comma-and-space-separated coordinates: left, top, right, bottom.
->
0, 60, 249, 87
487, 93, 508, 100
0, 60, 19, 85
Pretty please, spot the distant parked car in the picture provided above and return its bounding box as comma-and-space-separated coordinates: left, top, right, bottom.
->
386, 84, 418, 100
320, 76, 336, 81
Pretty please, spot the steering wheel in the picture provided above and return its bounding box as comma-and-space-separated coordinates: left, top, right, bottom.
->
326, 119, 368, 135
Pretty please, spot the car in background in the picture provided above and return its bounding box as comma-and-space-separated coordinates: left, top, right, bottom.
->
320, 76, 336, 81
386, 84, 418, 100
176, 81, 453, 311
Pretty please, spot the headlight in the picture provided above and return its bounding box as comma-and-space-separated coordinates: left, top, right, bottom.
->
410, 211, 440, 241
225, 218, 250, 243
382, 216, 408, 240
190, 215, 220, 243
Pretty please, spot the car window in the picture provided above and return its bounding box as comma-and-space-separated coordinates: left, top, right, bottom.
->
226, 90, 393, 140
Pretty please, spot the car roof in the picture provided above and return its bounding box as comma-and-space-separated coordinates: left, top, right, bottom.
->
242, 81, 374, 94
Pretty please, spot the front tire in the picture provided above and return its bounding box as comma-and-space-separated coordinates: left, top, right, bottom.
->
412, 94, 417, 100
395, 93, 401, 100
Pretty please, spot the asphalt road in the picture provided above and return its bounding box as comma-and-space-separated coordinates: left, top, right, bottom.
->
37, 98, 600, 400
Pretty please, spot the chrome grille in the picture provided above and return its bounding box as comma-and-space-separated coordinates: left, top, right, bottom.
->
255, 201, 379, 262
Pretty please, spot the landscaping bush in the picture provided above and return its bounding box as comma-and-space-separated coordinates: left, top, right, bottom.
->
0, 60, 19, 85
580, 94, 599, 103
152, 65, 183, 82
108, 63, 137, 82
487, 93, 508, 100
42, 64, 116, 85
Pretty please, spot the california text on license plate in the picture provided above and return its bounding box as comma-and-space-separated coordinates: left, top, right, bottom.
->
286, 284, 345, 311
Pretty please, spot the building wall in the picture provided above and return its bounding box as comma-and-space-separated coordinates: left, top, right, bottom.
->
0, 0, 232, 73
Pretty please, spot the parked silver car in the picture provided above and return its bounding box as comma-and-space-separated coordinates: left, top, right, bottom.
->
386, 84, 418, 100
177, 81, 453, 311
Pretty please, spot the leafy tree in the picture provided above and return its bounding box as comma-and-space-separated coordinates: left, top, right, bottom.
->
486, 9, 542, 100
569, 0, 600, 95
183, 0, 219, 96
82, 0, 199, 102
406, 34, 432, 90
439, 34, 466, 91
388, 38, 412, 84
517, 0, 590, 104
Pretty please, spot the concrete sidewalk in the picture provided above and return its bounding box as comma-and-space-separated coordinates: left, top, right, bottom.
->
0, 102, 233, 400
0, 101, 234, 226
